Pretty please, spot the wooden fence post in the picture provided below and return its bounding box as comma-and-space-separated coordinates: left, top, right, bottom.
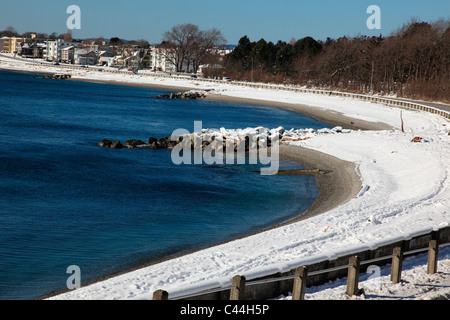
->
346, 256, 360, 296
153, 289, 168, 300
427, 240, 439, 274
229, 275, 246, 300
291, 266, 308, 300
391, 246, 404, 283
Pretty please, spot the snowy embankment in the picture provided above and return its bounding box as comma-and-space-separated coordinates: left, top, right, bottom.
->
1, 56, 449, 299
275, 245, 450, 300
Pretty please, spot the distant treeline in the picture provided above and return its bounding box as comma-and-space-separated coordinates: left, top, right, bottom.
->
220, 19, 450, 103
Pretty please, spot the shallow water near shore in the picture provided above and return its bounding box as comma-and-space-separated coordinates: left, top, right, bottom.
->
0, 70, 329, 299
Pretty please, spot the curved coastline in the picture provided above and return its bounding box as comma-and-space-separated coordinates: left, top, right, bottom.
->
71, 77, 378, 223
28, 75, 381, 299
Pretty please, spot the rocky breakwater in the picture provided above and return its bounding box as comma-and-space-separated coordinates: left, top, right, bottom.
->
97, 127, 285, 153
154, 91, 206, 100
98, 137, 179, 150
97, 126, 353, 152
97, 126, 352, 176
42, 74, 72, 80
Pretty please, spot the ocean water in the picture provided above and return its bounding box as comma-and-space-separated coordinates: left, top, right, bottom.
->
0, 70, 329, 299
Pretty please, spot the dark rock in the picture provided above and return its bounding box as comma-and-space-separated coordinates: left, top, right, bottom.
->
157, 137, 169, 147
169, 134, 183, 143
167, 141, 178, 148
147, 137, 158, 145
110, 140, 123, 149
202, 141, 210, 151
98, 139, 112, 147
100, 134, 186, 151
154, 91, 205, 100
123, 139, 146, 148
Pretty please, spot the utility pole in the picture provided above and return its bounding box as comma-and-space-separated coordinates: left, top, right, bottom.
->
251, 56, 254, 83
370, 60, 374, 95
246, 55, 254, 83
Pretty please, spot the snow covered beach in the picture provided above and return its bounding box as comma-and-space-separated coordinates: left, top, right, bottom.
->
1, 56, 449, 300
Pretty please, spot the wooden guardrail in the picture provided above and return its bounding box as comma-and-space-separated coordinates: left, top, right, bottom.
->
152, 228, 449, 300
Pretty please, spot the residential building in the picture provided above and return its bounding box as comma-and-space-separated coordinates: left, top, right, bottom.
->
18, 37, 47, 59
61, 46, 75, 64
74, 49, 98, 65
107, 49, 151, 69
44, 39, 81, 61
19, 43, 43, 58
150, 47, 176, 73
135, 49, 152, 69
0, 37, 25, 53
124, 49, 152, 69
97, 48, 116, 66
98, 56, 114, 67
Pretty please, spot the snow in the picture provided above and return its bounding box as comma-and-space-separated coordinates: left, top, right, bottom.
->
273, 245, 450, 300
1, 56, 449, 300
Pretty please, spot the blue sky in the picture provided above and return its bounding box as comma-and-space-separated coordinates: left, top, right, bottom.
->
1, 0, 448, 44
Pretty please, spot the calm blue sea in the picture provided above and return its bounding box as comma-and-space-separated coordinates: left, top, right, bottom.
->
0, 70, 328, 299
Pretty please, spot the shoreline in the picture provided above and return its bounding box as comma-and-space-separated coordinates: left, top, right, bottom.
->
41, 73, 373, 300
70, 75, 393, 131
40, 145, 363, 300
64, 77, 381, 224
1, 68, 379, 299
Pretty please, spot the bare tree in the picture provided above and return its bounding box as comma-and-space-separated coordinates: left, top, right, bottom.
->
190, 28, 226, 73
136, 39, 150, 48
63, 30, 73, 42
1, 26, 19, 37
162, 23, 199, 72
162, 23, 226, 72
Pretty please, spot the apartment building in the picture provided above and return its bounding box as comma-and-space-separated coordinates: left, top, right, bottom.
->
0, 37, 25, 53
150, 47, 176, 73
44, 39, 81, 61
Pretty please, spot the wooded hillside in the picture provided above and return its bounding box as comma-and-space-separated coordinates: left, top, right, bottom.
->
221, 19, 450, 103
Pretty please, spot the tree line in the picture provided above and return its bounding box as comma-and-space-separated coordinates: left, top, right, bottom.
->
222, 19, 450, 103
3, 18, 448, 102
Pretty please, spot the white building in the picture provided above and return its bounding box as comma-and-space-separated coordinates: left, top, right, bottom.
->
44, 39, 81, 61
150, 48, 176, 73
74, 48, 98, 65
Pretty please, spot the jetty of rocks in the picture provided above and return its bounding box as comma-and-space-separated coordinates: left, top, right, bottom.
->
98, 126, 352, 152
154, 91, 206, 100
42, 74, 72, 80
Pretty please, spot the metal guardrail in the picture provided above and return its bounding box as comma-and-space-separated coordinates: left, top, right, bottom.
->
2, 57, 449, 119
